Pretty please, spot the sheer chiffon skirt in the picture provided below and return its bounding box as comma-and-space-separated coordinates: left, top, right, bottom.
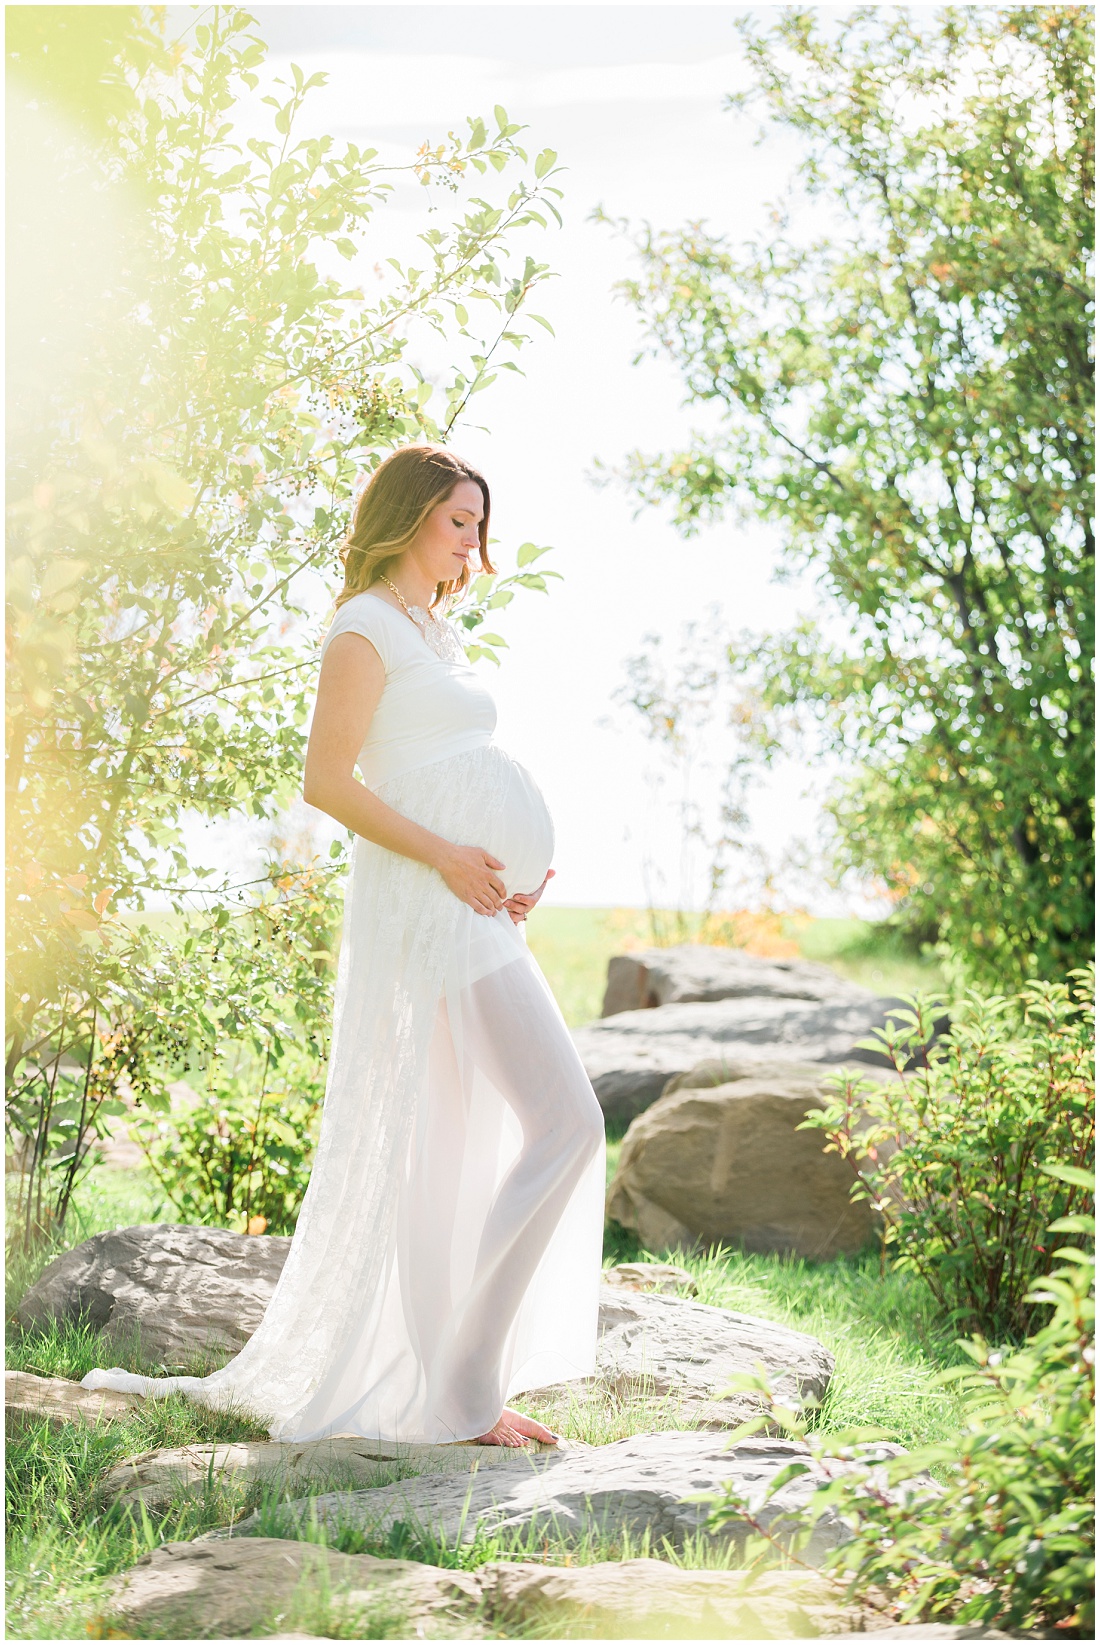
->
293, 928, 606, 1441
81, 745, 606, 1441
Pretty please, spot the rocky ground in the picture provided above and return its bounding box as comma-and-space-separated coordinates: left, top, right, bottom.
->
8, 1231, 1002, 1640
8, 950, 1005, 1640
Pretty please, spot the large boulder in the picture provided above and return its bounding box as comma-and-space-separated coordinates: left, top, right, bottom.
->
15, 1223, 292, 1368
575, 994, 906, 1124
606, 1061, 891, 1259
601, 946, 872, 1016
16, 1227, 833, 1425
228, 1430, 899, 1566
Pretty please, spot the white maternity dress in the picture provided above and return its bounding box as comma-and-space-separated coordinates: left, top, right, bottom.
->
83, 592, 606, 1442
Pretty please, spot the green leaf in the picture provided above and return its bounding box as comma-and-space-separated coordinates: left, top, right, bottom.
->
1039, 1163, 1094, 1191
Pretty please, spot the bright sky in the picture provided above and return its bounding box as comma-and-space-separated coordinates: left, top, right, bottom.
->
189, 3, 885, 917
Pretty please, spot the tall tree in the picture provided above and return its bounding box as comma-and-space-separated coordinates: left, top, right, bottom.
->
609, 5, 1093, 986
6, 6, 562, 1231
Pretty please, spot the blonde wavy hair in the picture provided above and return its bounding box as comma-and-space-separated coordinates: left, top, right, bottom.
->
336, 445, 493, 610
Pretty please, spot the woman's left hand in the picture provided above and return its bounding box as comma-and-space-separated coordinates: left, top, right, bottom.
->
505, 868, 554, 925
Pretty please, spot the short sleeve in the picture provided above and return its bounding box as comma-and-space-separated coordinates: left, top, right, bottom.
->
320, 594, 394, 672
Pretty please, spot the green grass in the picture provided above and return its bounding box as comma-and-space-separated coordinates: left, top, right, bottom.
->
250, 1488, 763, 1575
693, 1247, 965, 1448
794, 916, 946, 997
6, 1352, 272, 1642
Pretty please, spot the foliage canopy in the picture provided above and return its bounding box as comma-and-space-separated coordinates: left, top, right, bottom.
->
609, 5, 1094, 985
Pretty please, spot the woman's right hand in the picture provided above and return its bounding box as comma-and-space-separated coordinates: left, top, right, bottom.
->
436, 844, 508, 915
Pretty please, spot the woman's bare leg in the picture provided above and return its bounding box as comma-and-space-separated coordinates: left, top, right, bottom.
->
432, 955, 604, 1440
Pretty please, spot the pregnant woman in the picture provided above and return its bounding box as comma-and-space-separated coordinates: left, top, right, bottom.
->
83, 445, 606, 1447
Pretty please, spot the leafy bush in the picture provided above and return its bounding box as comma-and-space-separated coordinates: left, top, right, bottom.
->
6, 864, 337, 1247
801, 971, 1094, 1339
708, 1166, 1095, 1638
135, 1045, 324, 1235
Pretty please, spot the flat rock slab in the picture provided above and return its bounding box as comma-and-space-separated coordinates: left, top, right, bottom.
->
90, 1284, 833, 1511
16, 1222, 292, 1366
102, 1536, 483, 1640
101, 1432, 573, 1514
564, 1285, 834, 1429
5, 1369, 143, 1433
575, 997, 905, 1123
601, 946, 876, 1016
230, 1432, 857, 1565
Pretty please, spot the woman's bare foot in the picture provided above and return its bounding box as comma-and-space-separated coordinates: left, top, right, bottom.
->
472, 1407, 560, 1447
471, 1413, 529, 1447
504, 1407, 560, 1445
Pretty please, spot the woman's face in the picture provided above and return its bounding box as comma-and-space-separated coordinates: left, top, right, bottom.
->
404, 480, 484, 587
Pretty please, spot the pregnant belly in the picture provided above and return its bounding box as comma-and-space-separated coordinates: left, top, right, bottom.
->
375, 746, 555, 902
484, 755, 555, 898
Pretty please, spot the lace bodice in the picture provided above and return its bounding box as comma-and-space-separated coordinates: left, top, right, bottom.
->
404, 606, 468, 665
